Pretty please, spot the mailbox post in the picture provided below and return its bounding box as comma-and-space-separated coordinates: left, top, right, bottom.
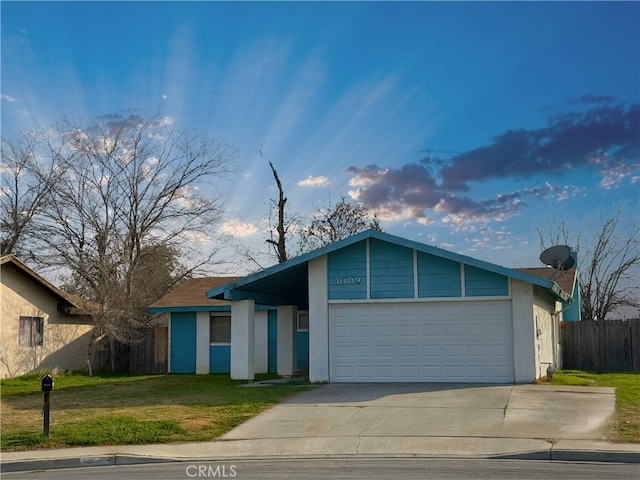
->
41, 374, 53, 437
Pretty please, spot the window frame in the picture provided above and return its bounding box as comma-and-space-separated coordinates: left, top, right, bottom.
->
209, 313, 231, 345
297, 311, 309, 332
19, 316, 44, 347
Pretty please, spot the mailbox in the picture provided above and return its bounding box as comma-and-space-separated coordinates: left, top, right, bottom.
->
41, 374, 54, 392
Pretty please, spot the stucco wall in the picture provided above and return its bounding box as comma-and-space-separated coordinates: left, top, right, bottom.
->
511, 278, 536, 383
1, 265, 92, 378
533, 286, 558, 379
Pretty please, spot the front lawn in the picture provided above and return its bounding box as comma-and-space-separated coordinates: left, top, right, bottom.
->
551, 370, 640, 443
0, 372, 313, 451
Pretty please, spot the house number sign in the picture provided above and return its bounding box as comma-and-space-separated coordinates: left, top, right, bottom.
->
335, 277, 361, 285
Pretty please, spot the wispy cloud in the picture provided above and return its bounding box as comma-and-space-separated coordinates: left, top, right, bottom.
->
220, 219, 258, 237
1, 94, 17, 102
298, 175, 329, 187
347, 101, 640, 225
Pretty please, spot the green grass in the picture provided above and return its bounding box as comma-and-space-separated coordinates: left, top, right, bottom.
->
551, 370, 640, 443
1, 372, 313, 451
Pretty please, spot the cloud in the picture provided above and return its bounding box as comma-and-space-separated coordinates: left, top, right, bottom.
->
439, 103, 639, 191
220, 219, 258, 237
298, 175, 329, 187
1, 94, 17, 102
347, 101, 639, 225
347, 163, 440, 219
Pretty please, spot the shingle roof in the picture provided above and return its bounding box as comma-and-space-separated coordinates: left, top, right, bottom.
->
516, 267, 577, 296
148, 276, 239, 310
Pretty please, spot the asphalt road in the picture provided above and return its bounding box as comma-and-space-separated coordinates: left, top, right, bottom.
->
4, 458, 639, 480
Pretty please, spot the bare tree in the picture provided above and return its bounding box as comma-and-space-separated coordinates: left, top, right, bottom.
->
300, 196, 382, 252
265, 161, 292, 263
1, 130, 68, 256
537, 208, 640, 321
18, 112, 235, 370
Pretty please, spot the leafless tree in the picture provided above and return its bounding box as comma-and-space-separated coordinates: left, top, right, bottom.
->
265, 161, 296, 263
12, 112, 235, 371
300, 196, 382, 252
537, 208, 640, 321
1, 130, 68, 256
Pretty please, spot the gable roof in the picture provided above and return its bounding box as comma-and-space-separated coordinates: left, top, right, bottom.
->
1, 255, 93, 315
206, 229, 574, 306
148, 276, 239, 312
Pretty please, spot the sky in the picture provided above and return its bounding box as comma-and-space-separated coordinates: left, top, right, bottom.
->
2, 1, 639, 274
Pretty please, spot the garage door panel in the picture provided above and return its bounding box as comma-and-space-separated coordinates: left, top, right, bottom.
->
355, 325, 374, 338
398, 325, 418, 336
398, 345, 419, 358
422, 345, 441, 356
376, 325, 395, 337
421, 324, 441, 336
468, 365, 489, 378
330, 301, 514, 383
467, 344, 487, 356
443, 324, 464, 336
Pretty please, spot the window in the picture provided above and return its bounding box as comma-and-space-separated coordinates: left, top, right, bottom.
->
297, 312, 309, 332
210, 314, 231, 344
19, 316, 44, 346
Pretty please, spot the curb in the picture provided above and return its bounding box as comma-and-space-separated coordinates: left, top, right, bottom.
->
2, 449, 639, 473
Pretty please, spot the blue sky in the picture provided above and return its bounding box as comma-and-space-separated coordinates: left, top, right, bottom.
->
2, 1, 639, 272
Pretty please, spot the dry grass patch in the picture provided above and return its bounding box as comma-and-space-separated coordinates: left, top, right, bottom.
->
1, 372, 313, 450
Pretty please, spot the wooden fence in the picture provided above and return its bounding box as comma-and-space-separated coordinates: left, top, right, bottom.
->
129, 327, 168, 374
561, 319, 640, 372
91, 327, 168, 374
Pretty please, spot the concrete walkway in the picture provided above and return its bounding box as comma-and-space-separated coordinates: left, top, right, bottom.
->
2, 383, 639, 472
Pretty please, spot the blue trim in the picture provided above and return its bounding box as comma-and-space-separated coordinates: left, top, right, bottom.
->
149, 304, 276, 313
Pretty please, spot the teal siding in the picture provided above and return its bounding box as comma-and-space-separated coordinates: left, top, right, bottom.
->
465, 265, 509, 297
564, 280, 581, 321
328, 240, 367, 300
370, 239, 414, 299
170, 312, 196, 373
210, 345, 231, 373
296, 331, 309, 373
417, 252, 461, 298
268, 310, 277, 373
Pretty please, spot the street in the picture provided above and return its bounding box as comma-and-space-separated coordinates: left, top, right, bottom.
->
4, 458, 639, 480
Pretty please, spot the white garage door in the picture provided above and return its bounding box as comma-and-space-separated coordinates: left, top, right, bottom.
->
330, 301, 514, 383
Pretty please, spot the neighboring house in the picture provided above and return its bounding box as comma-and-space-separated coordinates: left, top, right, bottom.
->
148, 277, 310, 375
201, 230, 580, 384
0, 255, 93, 378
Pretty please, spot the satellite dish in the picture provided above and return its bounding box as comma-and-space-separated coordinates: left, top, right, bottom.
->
540, 245, 571, 270
561, 255, 575, 270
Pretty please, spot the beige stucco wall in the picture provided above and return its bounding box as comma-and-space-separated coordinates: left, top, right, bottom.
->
1, 265, 93, 378
532, 286, 559, 379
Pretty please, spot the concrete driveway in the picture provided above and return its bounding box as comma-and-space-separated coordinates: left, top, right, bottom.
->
221, 383, 616, 455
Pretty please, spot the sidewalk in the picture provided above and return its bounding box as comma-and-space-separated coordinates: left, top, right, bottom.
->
2, 437, 639, 473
